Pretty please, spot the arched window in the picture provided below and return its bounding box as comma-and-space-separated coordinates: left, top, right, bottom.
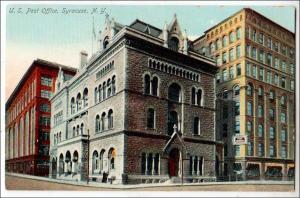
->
151, 76, 158, 96
100, 149, 105, 172
229, 31, 235, 43
54, 134, 57, 145
73, 151, 79, 174
107, 79, 111, 97
196, 89, 203, 106
71, 97, 75, 114
76, 93, 82, 111
95, 115, 100, 133
76, 125, 79, 136
168, 111, 178, 135
147, 108, 155, 129
168, 83, 181, 102
108, 109, 113, 129
222, 35, 227, 47
112, 75, 116, 95
92, 150, 99, 174
193, 117, 200, 135
247, 83, 253, 96
236, 27, 241, 40
80, 123, 84, 135
191, 87, 196, 105
281, 112, 286, 123
59, 154, 64, 175
73, 127, 76, 137
247, 101, 252, 116
144, 74, 151, 94
108, 148, 116, 171
83, 88, 88, 107
103, 36, 109, 49
233, 85, 240, 96
94, 87, 98, 104
102, 82, 106, 100
59, 132, 62, 142
101, 112, 106, 131
169, 37, 179, 51
65, 151, 71, 174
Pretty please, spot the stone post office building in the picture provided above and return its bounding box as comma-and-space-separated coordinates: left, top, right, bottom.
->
49, 15, 218, 184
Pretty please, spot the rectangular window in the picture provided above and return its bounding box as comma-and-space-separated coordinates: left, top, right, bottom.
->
258, 105, 263, 118
222, 69, 227, 81
281, 61, 286, 72
267, 53, 272, 66
236, 45, 241, 58
235, 117, 240, 134
290, 63, 295, 75
246, 45, 251, 57
274, 74, 279, 86
41, 90, 52, 99
273, 41, 279, 52
258, 33, 264, 44
251, 47, 257, 59
281, 77, 286, 88
269, 145, 275, 157
281, 45, 287, 55
269, 126, 275, 139
281, 146, 286, 158
229, 48, 234, 61
258, 124, 264, 137
246, 62, 251, 76
216, 73, 221, 83
259, 50, 264, 62
258, 143, 264, 157
235, 102, 240, 116
281, 129, 286, 142
274, 57, 279, 69
259, 68, 264, 81
41, 76, 52, 87
291, 80, 295, 90
252, 65, 257, 78
236, 64, 241, 76
39, 116, 51, 126
229, 66, 234, 79
247, 142, 252, 156
222, 52, 227, 64
251, 29, 256, 41
267, 71, 272, 83
267, 37, 272, 48
216, 55, 221, 66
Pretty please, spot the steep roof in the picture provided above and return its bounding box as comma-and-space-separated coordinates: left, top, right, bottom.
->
129, 19, 162, 37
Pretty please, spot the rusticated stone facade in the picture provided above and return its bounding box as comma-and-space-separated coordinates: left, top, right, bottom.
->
49, 15, 218, 184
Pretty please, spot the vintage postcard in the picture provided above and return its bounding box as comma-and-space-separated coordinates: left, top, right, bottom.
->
1, 1, 299, 197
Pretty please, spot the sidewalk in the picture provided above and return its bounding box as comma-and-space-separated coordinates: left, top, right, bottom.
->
6, 173, 295, 190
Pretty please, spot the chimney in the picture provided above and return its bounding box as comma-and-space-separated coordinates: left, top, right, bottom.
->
79, 50, 88, 69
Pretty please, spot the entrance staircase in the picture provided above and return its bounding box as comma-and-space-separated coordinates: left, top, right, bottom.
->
163, 177, 183, 184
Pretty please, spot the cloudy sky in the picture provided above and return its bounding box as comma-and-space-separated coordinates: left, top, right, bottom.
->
4, 2, 296, 101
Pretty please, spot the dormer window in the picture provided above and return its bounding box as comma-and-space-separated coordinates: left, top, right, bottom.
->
169, 37, 179, 52
103, 36, 109, 49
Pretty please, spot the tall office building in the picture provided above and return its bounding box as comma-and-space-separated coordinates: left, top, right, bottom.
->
193, 8, 295, 180
5, 59, 76, 176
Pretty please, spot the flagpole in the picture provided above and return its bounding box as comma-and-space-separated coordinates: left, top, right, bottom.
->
92, 16, 94, 55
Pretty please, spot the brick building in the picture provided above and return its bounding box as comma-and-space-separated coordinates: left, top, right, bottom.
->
5, 59, 76, 176
49, 15, 218, 184
193, 8, 295, 181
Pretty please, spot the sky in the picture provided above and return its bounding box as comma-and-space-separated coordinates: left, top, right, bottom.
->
4, 3, 296, 101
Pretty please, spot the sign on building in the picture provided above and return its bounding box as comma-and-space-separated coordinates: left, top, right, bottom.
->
232, 135, 247, 145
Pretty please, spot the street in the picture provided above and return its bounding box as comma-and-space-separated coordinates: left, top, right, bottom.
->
5, 175, 295, 191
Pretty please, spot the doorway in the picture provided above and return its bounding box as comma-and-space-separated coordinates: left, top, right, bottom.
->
169, 148, 180, 177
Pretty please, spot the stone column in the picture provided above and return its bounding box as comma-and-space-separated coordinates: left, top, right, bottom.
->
283, 164, 288, 181
158, 154, 161, 175
197, 156, 200, 176
64, 162, 68, 176
191, 156, 195, 175
152, 155, 155, 175
260, 162, 265, 180
145, 153, 148, 175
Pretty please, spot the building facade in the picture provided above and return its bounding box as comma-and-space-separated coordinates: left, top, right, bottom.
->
5, 59, 76, 176
49, 15, 218, 184
193, 8, 295, 181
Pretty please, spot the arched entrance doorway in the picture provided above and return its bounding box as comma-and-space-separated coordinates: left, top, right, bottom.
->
52, 157, 57, 178
169, 148, 180, 177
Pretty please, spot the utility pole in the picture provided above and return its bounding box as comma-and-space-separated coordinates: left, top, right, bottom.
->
181, 148, 184, 185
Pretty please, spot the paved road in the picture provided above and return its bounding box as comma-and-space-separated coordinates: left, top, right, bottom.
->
5, 175, 295, 191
